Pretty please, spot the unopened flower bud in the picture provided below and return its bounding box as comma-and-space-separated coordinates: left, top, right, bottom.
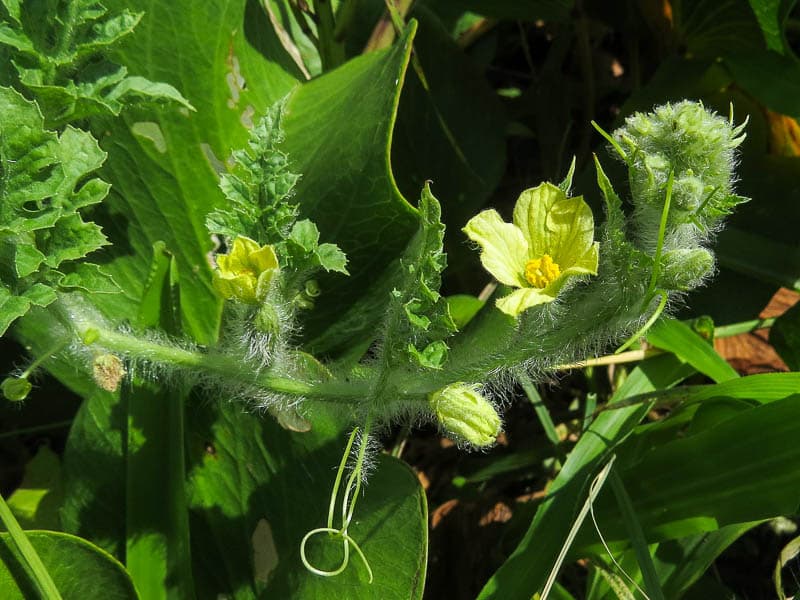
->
428, 383, 501, 447
255, 303, 280, 336
93, 354, 126, 392
2, 377, 31, 402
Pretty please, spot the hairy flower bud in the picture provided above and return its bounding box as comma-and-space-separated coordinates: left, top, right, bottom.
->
429, 383, 501, 447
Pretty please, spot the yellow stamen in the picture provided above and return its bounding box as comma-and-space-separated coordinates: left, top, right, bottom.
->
524, 254, 561, 288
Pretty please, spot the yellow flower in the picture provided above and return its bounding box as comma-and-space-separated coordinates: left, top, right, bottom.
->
212, 236, 279, 304
463, 183, 599, 317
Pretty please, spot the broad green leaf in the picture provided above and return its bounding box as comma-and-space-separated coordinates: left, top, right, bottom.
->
445, 294, 483, 329
124, 245, 194, 600
280, 23, 419, 349
478, 355, 695, 600
60, 388, 126, 558
771, 300, 800, 370
125, 381, 194, 600
579, 395, 800, 550
6, 446, 63, 531
87, 0, 304, 343
392, 6, 506, 238
0, 531, 137, 599
185, 401, 427, 599
647, 318, 739, 383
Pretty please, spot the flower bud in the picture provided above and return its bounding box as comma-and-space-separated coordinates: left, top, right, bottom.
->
2, 377, 32, 402
428, 383, 501, 447
659, 247, 714, 291
255, 303, 280, 336
212, 236, 279, 304
93, 354, 126, 392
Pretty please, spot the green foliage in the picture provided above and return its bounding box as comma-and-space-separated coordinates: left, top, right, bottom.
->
0, 86, 112, 335
388, 184, 456, 370
0, 531, 137, 599
2, 1, 800, 599
207, 103, 299, 244
0, 0, 191, 126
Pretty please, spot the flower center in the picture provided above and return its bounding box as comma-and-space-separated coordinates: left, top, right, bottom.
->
524, 254, 561, 288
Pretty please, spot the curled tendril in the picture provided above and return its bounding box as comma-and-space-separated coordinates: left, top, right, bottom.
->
299, 420, 374, 583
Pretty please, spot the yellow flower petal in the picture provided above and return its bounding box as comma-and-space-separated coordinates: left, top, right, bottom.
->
560, 242, 599, 277
212, 271, 258, 303
495, 287, 556, 317
463, 209, 528, 287
249, 244, 279, 272
512, 183, 596, 267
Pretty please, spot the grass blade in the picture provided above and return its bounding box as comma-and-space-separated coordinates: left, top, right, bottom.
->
608, 471, 665, 600
0, 492, 63, 599
647, 318, 739, 383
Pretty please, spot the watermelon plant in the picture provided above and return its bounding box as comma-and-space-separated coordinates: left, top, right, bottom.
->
2, 1, 799, 599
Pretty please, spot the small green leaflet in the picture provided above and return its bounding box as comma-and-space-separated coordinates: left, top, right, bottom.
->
208, 102, 300, 244
388, 183, 456, 369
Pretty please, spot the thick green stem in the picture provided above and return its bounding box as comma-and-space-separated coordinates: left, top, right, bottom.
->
87, 328, 366, 401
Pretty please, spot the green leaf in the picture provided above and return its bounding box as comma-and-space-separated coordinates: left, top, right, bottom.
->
280, 22, 419, 348
58, 264, 121, 295
770, 300, 800, 370
289, 220, 320, 252
647, 318, 739, 383
0, 531, 138, 599
0, 0, 192, 125
385, 183, 456, 367
6, 447, 63, 531
104, 75, 194, 112
0, 86, 110, 331
60, 388, 126, 558
748, 0, 794, 53
579, 394, 800, 551
124, 243, 193, 599
445, 294, 483, 329
0, 289, 31, 336
13, 244, 46, 278
672, 0, 765, 58
392, 6, 507, 237
315, 243, 348, 274
21, 283, 57, 308
185, 401, 427, 599
125, 382, 194, 600
478, 355, 695, 600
